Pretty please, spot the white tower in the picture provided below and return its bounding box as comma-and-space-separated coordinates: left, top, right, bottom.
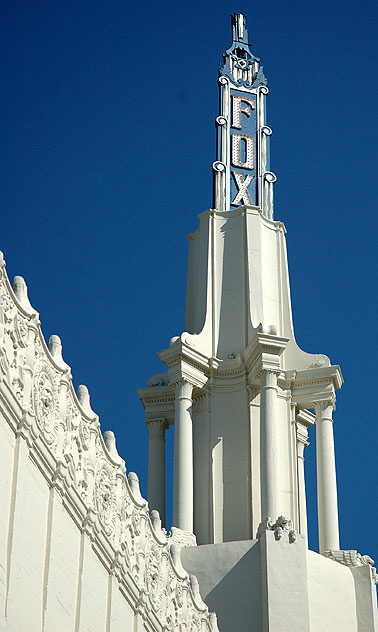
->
138, 17, 377, 631
139, 13, 341, 553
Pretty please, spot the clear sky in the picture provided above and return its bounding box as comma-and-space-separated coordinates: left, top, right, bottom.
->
1, 0, 377, 560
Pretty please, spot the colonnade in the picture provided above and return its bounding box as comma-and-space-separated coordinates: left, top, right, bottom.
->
146, 378, 195, 533
146, 372, 340, 553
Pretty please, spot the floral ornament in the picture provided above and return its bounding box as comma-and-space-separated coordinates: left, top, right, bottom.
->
33, 360, 59, 442
13, 312, 29, 348
95, 459, 116, 535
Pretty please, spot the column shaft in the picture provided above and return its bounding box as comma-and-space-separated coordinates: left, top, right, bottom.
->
296, 434, 308, 538
147, 419, 168, 526
173, 380, 194, 532
315, 401, 340, 552
260, 369, 279, 520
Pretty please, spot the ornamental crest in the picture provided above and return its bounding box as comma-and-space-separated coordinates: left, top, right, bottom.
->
13, 312, 29, 348
94, 458, 116, 535
0, 291, 13, 319
33, 360, 59, 442
145, 544, 162, 612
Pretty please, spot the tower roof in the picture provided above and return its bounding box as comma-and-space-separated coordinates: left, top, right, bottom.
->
219, 13, 266, 89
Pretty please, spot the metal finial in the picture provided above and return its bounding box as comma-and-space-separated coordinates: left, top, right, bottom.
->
232, 13, 249, 44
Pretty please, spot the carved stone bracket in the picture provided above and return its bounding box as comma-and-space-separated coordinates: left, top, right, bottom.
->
257, 515, 297, 544
322, 549, 378, 584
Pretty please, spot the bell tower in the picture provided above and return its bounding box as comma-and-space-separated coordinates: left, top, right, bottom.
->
138, 14, 342, 554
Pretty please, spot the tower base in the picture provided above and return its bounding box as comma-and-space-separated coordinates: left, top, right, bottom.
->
181, 533, 378, 631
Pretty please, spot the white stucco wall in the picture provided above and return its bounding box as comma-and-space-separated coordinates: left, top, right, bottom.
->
0, 254, 218, 632
182, 532, 377, 632
307, 549, 358, 631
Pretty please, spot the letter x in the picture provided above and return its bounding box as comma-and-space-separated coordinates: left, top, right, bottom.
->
231, 171, 255, 206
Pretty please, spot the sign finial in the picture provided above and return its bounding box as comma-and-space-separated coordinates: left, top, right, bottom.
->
232, 13, 249, 44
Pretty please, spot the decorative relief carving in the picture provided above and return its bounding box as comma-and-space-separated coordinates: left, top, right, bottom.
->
173, 378, 194, 400
146, 418, 168, 438
145, 543, 163, 612
33, 360, 60, 444
94, 458, 116, 535
170, 526, 197, 548
13, 312, 29, 348
323, 549, 378, 584
147, 372, 169, 387
257, 515, 297, 543
0, 256, 218, 632
313, 399, 335, 416
0, 291, 13, 317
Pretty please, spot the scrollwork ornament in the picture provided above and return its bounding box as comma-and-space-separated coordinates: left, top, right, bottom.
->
0, 292, 13, 320
33, 360, 59, 442
212, 160, 226, 172
175, 581, 184, 609
94, 458, 116, 536
66, 393, 81, 434
34, 336, 44, 360
79, 419, 91, 451
261, 125, 273, 137
145, 544, 162, 612
131, 508, 141, 536
263, 171, 277, 184
188, 611, 201, 632
13, 312, 29, 348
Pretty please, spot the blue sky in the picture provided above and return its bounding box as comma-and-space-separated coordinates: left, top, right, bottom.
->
1, 0, 377, 559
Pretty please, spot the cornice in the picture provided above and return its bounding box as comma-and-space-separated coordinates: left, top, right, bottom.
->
151, 334, 342, 409
195, 205, 287, 234
295, 408, 315, 428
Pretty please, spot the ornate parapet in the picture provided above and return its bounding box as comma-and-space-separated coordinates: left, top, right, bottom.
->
0, 252, 218, 631
323, 549, 378, 584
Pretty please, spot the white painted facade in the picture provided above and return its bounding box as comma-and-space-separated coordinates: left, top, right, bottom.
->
0, 12, 376, 632
0, 258, 218, 632
138, 13, 378, 632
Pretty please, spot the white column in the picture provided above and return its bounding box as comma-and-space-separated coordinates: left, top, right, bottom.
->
146, 418, 168, 526
260, 369, 280, 520
296, 423, 309, 539
314, 400, 340, 553
173, 379, 194, 532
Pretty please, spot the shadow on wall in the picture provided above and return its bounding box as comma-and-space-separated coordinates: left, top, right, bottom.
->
181, 540, 262, 631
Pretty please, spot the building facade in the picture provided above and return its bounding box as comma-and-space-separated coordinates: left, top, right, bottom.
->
0, 13, 376, 632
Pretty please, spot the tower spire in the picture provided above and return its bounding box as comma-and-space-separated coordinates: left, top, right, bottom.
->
232, 13, 249, 44
141, 13, 343, 556
212, 13, 276, 217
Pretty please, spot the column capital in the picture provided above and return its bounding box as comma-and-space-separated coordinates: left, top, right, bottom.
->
313, 399, 335, 419
258, 367, 281, 389
258, 367, 281, 376
172, 378, 194, 400
146, 418, 168, 438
